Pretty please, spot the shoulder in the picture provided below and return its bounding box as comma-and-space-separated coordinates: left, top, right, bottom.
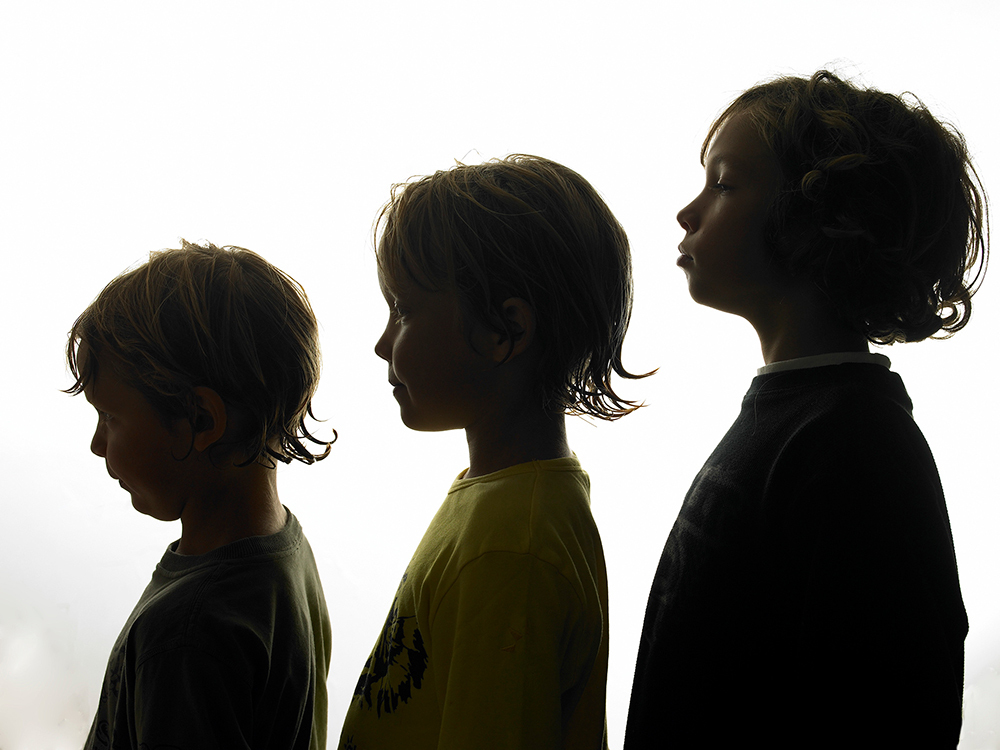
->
750, 365, 922, 450
132, 518, 323, 668
411, 458, 604, 603
790, 373, 926, 458
442, 457, 598, 555
756, 368, 946, 526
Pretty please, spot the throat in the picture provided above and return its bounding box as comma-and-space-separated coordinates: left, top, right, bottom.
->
752, 289, 869, 365
465, 411, 571, 478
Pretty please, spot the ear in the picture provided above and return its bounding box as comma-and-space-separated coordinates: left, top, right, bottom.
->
189, 386, 228, 452
491, 297, 536, 363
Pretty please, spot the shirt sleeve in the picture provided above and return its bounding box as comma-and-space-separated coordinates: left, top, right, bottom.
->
771, 404, 966, 746
133, 645, 255, 749
428, 550, 600, 750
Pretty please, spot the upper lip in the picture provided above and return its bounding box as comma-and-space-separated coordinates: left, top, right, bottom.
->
678, 244, 691, 256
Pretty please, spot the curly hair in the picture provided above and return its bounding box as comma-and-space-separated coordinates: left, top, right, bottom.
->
375, 154, 652, 420
66, 241, 334, 466
703, 70, 989, 343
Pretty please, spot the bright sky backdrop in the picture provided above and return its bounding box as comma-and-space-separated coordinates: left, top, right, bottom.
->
1, 2, 998, 748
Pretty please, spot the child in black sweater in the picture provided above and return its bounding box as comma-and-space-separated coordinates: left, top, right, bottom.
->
626, 71, 988, 748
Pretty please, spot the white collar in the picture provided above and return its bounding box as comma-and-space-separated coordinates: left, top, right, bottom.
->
756, 351, 891, 376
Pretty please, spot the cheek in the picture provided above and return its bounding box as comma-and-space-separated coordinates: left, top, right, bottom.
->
386, 334, 428, 388
103, 434, 132, 472
387, 329, 409, 365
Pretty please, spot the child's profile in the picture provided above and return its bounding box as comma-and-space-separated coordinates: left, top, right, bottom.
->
339, 155, 651, 750
627, 70, 987, 748
67, 241, 334, 749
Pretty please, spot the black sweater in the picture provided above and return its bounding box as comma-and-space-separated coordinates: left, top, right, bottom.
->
625, 364, 967, 749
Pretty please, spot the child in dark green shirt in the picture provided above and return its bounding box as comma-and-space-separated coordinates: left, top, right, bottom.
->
67, 241, 334, 749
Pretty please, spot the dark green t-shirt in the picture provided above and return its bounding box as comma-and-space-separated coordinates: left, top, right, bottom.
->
84, 509, 331, 750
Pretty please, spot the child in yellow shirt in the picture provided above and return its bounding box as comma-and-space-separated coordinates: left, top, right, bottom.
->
339, 155, 651, 750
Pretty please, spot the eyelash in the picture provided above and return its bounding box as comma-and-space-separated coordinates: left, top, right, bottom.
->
712, 182, 732, 192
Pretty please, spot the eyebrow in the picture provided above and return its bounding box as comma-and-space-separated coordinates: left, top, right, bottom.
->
704, 152, 752, 171
83, 386, 106, 410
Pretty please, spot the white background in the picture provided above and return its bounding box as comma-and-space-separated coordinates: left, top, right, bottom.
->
1, 1, 997, 748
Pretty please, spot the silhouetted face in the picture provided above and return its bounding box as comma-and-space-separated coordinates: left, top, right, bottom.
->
84, 352, 193, 521
675, 112, 786, 319
374, 272, 498, 432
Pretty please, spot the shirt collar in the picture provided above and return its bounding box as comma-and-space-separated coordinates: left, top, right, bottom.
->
756, 351, 891, 376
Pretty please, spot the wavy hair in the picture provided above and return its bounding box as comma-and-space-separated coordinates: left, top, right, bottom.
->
376, 154, 652, 419
703, 70, 989, 343
66, 241, 334, 466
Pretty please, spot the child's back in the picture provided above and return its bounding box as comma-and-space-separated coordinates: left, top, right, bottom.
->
67, 241, 334, 749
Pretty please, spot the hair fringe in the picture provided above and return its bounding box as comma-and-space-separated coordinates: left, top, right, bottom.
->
66, 241, 335, 466
375, 155, 654, 421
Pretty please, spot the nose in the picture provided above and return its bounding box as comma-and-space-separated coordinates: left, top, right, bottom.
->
374, 317, 393, 363
91, 422, 106, 458
676, 196, 698, 233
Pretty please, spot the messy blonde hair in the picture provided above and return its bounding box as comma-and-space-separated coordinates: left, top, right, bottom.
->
705, 70, 989, 343
66, 241, 333, 466
376, 154, 652, 420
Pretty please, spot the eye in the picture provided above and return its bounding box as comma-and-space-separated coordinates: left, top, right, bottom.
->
712, 182, 732, 192
97, 410, 113, 423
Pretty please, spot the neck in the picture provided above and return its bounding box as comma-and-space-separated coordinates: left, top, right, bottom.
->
750, 285, 869, 365
176, 460, 285, 555
465, 409, 571, 479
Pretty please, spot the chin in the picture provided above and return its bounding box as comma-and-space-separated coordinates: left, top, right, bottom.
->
399, 409, 463, 433
400, 418, 458, 433
686, 282, 742, 317
686, 286, 718, 310
130, 496, 179, 523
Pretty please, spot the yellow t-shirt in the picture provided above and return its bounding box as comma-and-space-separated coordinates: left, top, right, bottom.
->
339, 456, 609, 750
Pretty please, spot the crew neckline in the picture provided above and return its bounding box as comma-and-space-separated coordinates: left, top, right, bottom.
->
757, 351, 891, 376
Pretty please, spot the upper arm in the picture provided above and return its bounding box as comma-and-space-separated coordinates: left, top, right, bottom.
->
134, 646, 255, 749
767, 405, 966, 743
431, 552, 600, 750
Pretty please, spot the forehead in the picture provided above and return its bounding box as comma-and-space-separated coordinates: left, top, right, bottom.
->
377, 256, 443, 300
77, 340, 102, 397
80, 348, 117, 399
79, 345, 135, 402
705, 112, 780, 176
377, 263, 411, 299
